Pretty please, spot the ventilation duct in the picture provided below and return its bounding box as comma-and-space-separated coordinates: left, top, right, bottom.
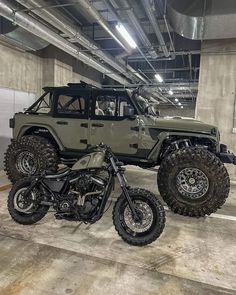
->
168, 0, 236, 40
0, 17, 49, 50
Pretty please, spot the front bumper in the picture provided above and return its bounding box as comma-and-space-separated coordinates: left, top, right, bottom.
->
217, 144, 236, 165
218, 152, 236, 165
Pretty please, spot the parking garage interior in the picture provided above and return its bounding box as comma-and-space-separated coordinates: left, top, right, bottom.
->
0, 0, 236, 294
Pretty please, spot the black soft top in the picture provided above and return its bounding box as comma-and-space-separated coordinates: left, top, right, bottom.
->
43, 82, 130, 96
43, 82, 94, 92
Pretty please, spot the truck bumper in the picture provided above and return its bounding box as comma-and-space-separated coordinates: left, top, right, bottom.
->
218, 144, 236, 164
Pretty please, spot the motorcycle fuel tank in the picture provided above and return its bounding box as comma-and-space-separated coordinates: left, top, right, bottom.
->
72, 151, 105, 170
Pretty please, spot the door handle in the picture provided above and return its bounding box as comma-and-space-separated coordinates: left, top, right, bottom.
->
92, 123, 104, 127
56, 121, 68, 125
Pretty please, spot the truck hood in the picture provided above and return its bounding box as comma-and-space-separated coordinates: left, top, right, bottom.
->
139, 115, 217, 134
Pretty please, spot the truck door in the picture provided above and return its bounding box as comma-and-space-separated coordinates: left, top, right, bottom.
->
52, 88, 90, 150
89, 90, 140, 155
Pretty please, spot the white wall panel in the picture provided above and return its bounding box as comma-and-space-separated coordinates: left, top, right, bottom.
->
0, 87, 35, 170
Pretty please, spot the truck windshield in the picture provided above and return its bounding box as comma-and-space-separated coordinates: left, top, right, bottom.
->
135, 94, 158, 116
26, 92, 52, 114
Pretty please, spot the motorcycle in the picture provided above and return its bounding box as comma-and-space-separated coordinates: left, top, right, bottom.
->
8, 144, 165, 246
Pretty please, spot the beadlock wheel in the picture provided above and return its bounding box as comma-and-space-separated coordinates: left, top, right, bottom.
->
4, 135, 58, 183
16, 151, 38, 176
176, 167, 209, 199
157, 147, 230, 217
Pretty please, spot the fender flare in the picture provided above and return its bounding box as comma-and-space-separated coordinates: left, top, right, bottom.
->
17, 124, 64, 151
148, 131, 219, 161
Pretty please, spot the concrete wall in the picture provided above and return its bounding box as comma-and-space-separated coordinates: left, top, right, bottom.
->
0, 42, 102, 94
42, 58, 102, 88
0, 88, 35, 169
0, 42, 43, 94
196, 39, 236, 175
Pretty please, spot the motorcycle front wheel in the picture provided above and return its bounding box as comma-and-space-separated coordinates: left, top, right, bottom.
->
113, 188, 165, 246
8, 177, 49, 225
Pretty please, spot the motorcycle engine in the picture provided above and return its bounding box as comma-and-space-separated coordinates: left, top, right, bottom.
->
75, 174, 94, 195
74, 172, 107, 217
55, 171, 107, 221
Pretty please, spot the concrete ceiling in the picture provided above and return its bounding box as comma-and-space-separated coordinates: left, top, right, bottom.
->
0, 0, 206, 108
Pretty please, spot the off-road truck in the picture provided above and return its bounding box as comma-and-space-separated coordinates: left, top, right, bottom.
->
5, 83, 236, 217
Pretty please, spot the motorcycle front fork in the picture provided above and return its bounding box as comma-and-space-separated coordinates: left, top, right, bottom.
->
110, 157, 139, 221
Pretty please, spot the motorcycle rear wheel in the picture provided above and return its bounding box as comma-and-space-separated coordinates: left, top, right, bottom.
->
8, 177, 49, 225
113, 188, 165, 246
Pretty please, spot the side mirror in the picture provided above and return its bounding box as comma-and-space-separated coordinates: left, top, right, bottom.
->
123, 105, 135, 117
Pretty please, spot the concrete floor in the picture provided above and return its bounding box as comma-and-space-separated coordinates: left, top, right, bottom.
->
0, 167, 236, 294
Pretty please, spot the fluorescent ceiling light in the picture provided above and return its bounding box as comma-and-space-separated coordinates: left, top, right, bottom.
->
116, 23, 137, 49
168, 89, 173, 95
178, 102, 181, 106
175, 98, 178, 102
154, 73, 163, 83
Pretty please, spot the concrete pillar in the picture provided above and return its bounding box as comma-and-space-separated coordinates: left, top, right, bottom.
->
196, 39, 236, 175
42, 58, 101, 88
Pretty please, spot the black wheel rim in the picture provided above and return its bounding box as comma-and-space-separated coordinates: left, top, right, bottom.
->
119, 197, 157, 237
13, 187, 37, 214
176, 167, 209, 200
16, 151, 38, 175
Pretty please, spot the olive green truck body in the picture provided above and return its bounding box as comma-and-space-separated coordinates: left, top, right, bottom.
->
9, 83, 236, 167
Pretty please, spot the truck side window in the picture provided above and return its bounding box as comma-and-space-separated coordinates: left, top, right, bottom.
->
94, 95, 116, 117
57, 95, 86, 115
117, 96, 135, 117
93, 94, 135, 118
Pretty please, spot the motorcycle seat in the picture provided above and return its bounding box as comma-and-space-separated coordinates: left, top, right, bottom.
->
45, 167, 70, 179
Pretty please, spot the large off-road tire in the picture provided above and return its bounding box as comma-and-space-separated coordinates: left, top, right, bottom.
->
4, 135, 58, 183
113, 188, 165, 246
158, 147, 230, 217
8, 177, 49, 225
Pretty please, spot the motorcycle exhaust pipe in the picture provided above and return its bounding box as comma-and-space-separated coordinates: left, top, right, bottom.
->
90, 176, 105, 187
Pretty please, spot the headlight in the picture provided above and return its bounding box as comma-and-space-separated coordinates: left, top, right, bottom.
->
211, 128, 217, 136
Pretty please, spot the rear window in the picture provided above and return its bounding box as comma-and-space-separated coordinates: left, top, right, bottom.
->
57, 94, 86, 115
28, 92, 52, 114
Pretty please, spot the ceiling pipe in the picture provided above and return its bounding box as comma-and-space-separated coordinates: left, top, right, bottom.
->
128, 50, 200, 62
71, 0, 133, 54
101, 0, 169, 86
71, 0, 148, 84
15, 0, 141, 83
104, 0, 158, 59
0, 0, 130, 85
141, 0, 169, 57
126, 64, 148, 83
